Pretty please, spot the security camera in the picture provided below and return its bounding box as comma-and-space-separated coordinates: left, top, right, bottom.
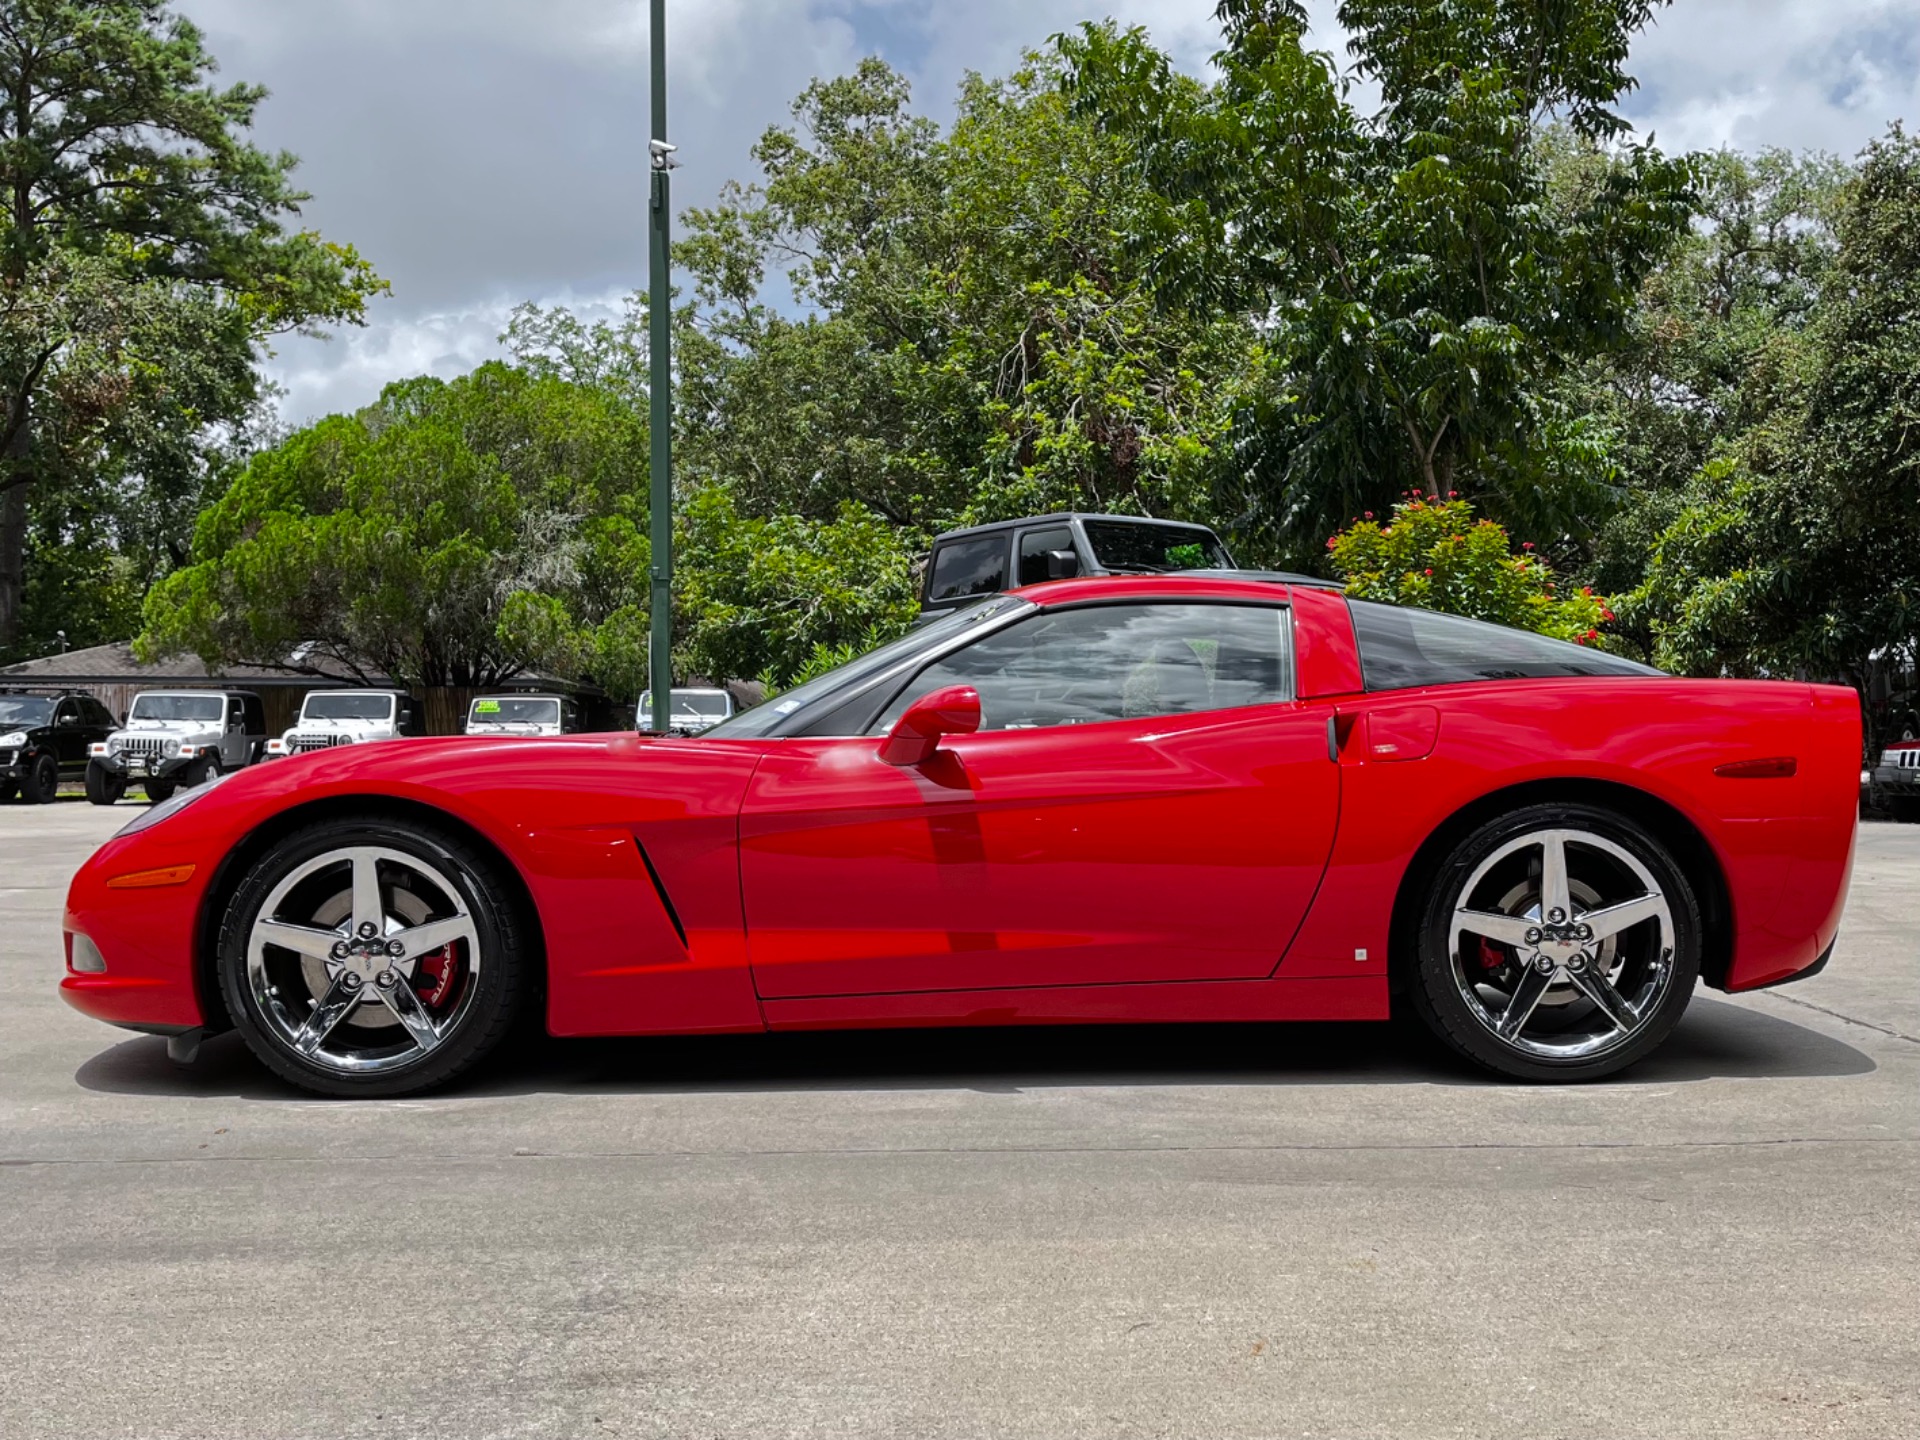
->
649, 139, 680, 170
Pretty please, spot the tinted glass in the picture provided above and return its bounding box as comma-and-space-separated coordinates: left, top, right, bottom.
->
872, 602, 1291, 733
927, 536, 1007, 602
130, 694, 223, 722
470, 697, 562, 725
707, 597, 1033, 738
1082, 521, 1231, 573
303, 693, 395, 720
1350, 601, 1663, 691
1016, 526, 1076, 586
0, 696, 53, 726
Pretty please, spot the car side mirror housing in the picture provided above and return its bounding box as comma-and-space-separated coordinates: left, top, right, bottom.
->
1045, 549, 1081, 580
879, 684, 981, 766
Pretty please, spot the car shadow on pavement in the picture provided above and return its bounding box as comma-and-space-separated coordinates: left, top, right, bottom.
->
74, 993, 1873, 1101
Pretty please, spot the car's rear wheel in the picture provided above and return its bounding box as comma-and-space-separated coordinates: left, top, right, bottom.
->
143, 777, 176, 803
1409, 803, 1701, 1082
21, 752, 59, 804
85, 761, 126, 806
217, 817, 528, 1098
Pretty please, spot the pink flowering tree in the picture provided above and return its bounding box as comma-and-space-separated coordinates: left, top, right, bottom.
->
1326, 496, 1616, 646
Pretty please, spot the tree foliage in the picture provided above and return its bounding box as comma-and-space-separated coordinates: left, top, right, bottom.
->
140, 365, 646, 689
0, 0, 384, 660
1329, 494, 1613, 643
1059, 0, 1695, 562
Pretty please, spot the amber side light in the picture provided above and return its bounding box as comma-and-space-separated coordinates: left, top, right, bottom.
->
1713, 757, 1798, 779
105, 864, 197, 889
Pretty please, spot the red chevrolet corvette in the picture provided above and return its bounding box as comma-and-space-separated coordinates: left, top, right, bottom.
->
61, 575, 1859, 1096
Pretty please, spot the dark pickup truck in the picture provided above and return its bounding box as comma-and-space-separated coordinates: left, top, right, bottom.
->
920, 513, 1236, 620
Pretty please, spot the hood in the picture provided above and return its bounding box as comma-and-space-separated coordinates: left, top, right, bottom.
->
288, 715, 395, 737
464, 721, 560, 736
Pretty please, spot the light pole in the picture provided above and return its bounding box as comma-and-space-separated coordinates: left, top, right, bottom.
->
646, 0, 677, 734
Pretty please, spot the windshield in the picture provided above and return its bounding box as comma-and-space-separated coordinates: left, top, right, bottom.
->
130, 694, 223, 723
706, 597, 1033, 739
303, 693, 395, 721
642, 691, 731, 720
469, 697, 561, 726
1083, 520, 1232, 573
0, 696, 53, 726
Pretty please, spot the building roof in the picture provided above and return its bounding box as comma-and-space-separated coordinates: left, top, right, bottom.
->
0, 641, 367, 687
0, 640, 596, 693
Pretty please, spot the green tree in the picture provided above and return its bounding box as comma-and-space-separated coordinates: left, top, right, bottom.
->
1058, 0, 1696, 562
1329, 494, 1614, 643
1625, 128, 1920, 756
674, 485, 918, 689
0, 0, 384, 658
651, 56, 1253, 536
139, 365, 648, 689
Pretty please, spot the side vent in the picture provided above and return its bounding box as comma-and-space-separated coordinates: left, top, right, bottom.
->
632, 837, 689, 949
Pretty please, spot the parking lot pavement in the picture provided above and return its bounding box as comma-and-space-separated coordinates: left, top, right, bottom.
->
1, 801, 1914, 1440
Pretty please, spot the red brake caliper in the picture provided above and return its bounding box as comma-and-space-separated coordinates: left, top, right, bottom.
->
1477, 936, 1508, 971
414, 945, 458, 1007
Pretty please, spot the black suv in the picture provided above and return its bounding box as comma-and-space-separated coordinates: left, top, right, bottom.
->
920, 513, 1237, 620
0, 688, 117, 804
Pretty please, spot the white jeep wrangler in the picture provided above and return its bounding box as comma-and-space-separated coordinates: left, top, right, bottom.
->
88, 690, 268, 803
462, 693, 577, 737
268, 689, 418, 757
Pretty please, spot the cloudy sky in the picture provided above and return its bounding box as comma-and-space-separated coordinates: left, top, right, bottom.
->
178, 0, 1920, 423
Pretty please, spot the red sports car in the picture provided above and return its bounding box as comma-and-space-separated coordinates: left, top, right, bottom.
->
60, 575, 1859, 1097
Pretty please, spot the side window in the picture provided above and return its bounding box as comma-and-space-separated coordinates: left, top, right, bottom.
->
55, 699, 78, 726
870, 603, 1291, 734
926, 536, 1007, 603
92, 698, 115, 726
1016, 526, 1076, 586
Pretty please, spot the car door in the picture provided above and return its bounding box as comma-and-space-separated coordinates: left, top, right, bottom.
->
219, 696, 248, 767
51, 698, 87, 774
740, 599, 1341, 999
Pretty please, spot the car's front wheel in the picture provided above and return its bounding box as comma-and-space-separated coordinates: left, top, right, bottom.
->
217, 817, 529, 1097
1409, 803, 1701, 1082
85, 761, 126, 806
20, 752, 59, 804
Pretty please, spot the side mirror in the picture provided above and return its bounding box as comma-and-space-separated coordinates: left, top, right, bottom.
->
879, 684, 981, 766
57, 713, 77, 727
1045, 549, 1081, 580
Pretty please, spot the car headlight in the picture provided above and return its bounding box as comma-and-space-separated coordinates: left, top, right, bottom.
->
0, 731, 25, 748
114, 770, 230, 837
162, 737, 180, 757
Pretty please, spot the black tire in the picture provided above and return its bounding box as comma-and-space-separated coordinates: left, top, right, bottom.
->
84, 761, 126, 806
143, 777, 176, 804
20, 751, 59, 804
217, 816, 529, 1098
0, 779, 15, 803
182, 754, 220, 788
1408, 802, 1702, 1083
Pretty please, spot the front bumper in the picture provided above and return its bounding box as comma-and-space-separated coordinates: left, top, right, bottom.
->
90, 751, 193, 780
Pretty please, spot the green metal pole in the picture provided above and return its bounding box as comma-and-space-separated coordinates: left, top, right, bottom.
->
646, 0, 674, 733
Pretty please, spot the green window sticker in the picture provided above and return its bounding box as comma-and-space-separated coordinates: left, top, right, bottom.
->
476, 700, 501, 714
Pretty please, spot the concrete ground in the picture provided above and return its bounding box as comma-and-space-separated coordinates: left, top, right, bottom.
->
1, 799, 1914, 1440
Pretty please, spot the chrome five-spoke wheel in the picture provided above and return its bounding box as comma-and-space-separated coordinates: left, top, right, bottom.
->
1413, 804, 1702, 1081
247, 846, 481, 1073
220, 819, 526, 1097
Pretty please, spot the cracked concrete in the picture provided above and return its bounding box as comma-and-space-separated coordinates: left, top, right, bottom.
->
2, 801, 1914, 1439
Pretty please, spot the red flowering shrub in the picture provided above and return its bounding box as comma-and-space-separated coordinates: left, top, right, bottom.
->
1326, 496, 1617, 645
